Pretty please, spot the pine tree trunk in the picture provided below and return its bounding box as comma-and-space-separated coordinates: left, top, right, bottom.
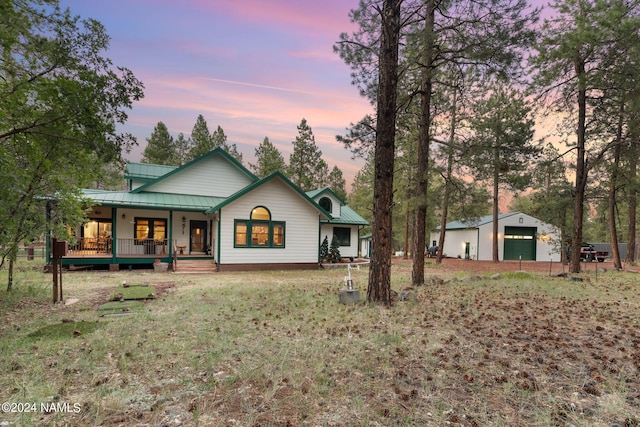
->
608, 103, 623, 270
7, 258, 14, 291
411, 0, 435, 286
570, 58, 587, 274
492, 146, 500, 262
367, 0, 401, 305
626, 134, 638, 265
403, 204, 409, 259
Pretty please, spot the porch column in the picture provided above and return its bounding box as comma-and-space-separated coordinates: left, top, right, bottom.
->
110, 207, 118, 270
168, 211, 173, 259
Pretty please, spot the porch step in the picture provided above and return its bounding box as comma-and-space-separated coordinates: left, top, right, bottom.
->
174, 259, 217, 274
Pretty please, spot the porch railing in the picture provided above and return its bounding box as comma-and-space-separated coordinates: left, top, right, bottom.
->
68, 237, 170, 257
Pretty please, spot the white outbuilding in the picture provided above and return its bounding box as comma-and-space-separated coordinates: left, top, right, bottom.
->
429, 212, 561, 262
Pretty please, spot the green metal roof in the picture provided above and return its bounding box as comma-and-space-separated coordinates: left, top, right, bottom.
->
84, 151, 366, 224
437, 212, 519, 230
322, 205, 369, 226
205, 171, 332, 219
125, 162, 177, 181
306, 188, 366, 225
83, 189, 225, 212
306, 187, 346, 205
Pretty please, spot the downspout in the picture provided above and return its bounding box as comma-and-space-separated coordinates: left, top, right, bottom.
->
217, 210, 222, 265
318, 215, 322, 263
476, 228, 480, 260
168, 211, 173, 260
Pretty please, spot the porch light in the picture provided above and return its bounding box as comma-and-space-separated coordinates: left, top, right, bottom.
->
121, 213, 126, 219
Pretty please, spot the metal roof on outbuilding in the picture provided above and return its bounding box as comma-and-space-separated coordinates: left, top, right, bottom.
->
438, 213, 519, 230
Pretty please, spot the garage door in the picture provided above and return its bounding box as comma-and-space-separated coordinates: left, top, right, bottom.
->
503, 226, 536, 260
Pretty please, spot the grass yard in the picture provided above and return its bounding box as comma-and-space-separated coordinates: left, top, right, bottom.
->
0, 260, 639, 426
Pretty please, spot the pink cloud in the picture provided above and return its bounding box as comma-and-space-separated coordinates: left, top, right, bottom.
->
126, 68, 370, 184
188, 0, 359, 37
75, 0, 370, 185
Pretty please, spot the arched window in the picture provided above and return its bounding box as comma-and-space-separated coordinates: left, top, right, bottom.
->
235, 206, 285, 248
319, 197, 332, 213
251, 206, 270, 220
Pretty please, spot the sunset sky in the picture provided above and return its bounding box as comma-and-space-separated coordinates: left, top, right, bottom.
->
58, 0, 373, 184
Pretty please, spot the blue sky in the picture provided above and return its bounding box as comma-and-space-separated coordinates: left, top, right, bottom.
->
58, 0, 373, 184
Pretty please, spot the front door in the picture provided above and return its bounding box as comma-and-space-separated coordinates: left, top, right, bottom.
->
190, 221, 207, 253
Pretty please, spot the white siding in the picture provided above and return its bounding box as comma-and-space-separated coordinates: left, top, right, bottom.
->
173, 212, 217, 254
314, 194, 341, 217
361, 237, 371, 258
476, 223, 494, 260
115, 209, 212, 254
130, 180, 146, 190
143, 155, 253, 197
431, 213, 561, 262
483, 213, 560, 262
218, 178, 321, 264
320, 224, 359, 258
430, 229, 479, 259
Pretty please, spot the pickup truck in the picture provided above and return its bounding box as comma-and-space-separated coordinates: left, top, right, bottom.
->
579, 243, 609, 262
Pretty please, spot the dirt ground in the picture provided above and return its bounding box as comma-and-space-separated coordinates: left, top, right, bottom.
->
409, 257, 618, 274
3, 261, 639, 426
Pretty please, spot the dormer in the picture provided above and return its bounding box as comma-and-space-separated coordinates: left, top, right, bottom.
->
307, 188, 344, 218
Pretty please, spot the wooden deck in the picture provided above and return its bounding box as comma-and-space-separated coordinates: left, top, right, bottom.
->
61, 237, 215, 268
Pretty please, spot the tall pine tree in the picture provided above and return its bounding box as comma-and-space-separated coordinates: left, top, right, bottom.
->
466, 84, 538, 262
187, 114, 213, 160
212, 125, 243, 164
288, 118, 324, 191
174, 133, 190, 165
250, 137, 286, 178
328, 165, 347, 200
141, 121, 176, 165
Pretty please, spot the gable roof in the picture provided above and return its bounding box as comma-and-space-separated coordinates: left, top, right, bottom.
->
306, 187, 345, 205
125, 162, 177, 182
439, 212, 520, 230
131, 148, 257, 194
84, 150, 367, 224
306, 188, 368, 225
205, 171, 331, 219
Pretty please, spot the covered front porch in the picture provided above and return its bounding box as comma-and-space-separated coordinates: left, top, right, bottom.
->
45, 199, 220, 270
60, 236, 215, 270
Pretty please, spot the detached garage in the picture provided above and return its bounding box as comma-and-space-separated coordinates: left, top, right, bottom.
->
430, 212, 561, 262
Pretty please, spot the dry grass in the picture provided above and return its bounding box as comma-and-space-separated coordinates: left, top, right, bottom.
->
0, 261, 639, 426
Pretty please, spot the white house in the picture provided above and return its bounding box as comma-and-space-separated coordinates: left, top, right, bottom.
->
306, 188, 369, 260
430, 212, 561, 262
48, 148, 368, 271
